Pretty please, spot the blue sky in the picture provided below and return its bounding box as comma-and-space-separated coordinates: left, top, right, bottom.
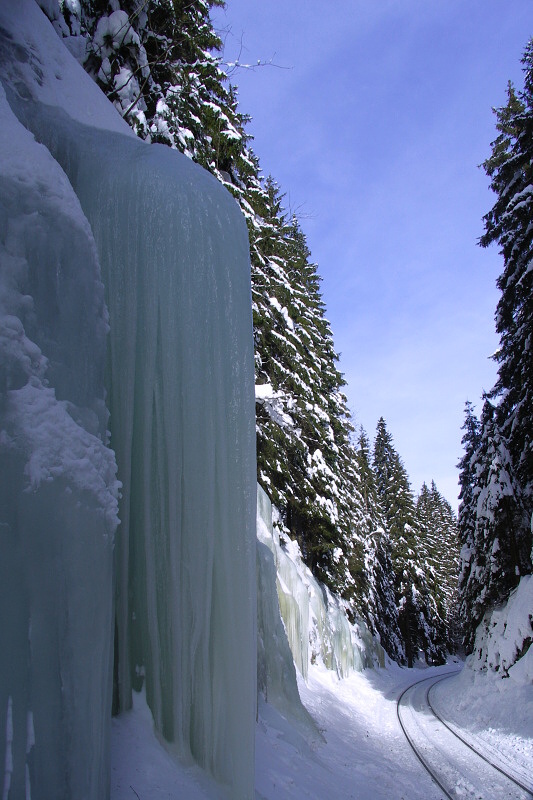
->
212, 1, 532, 508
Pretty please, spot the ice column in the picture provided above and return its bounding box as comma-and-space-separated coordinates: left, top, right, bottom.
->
21, 108, 258, 797
256, 488, 319, 738
0, 85, 118, 800
1, 5, 257, 797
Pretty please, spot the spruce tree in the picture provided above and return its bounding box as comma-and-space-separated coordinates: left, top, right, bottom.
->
459, 400, 528, 650
481, 45, 533, 508
373, 419, 446, 666
416, 481, 459, 651
479, 39, 533, 572
457, 401, 482, 650
457, 40, 533, 650
356, 429, 404, 663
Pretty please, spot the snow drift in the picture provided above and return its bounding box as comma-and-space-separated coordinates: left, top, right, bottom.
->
0, 2, 256, 799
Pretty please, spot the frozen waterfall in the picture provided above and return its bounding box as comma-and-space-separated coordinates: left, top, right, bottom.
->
0, 3, 257, 799
0, 80, 118, 800
257, 485, 385, 681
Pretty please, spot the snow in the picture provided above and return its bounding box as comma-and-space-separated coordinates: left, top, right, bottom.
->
110, 656, 533, 800
93, 10, 141, 53
468, 574, 533, 678
111, 493, 533, 798
433, 669, 532, 785
0, 0, 133, 134
7, 380, 120, 527
111, 690, 226, 800
429, 575, 533, 786
255, 382, 295, 429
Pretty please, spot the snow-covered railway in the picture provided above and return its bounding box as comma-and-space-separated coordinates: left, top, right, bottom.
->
397, 672, 533, 800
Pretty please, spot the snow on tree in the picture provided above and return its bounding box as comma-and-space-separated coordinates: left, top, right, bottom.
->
457, 401, 483, 650
355, 428, 404, 663
416, 480, 459, 650
373, 418, 446, 666
458, 39, 533, 652
458, 400, 529, 651
481, 42, 533, 505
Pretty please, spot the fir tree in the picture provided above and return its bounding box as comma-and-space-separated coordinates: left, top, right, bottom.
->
416, 480, 459, 650
457, 40, 533, 651
479, 39, 533, 568
459, 400, 528, 650
457, 401, 482, 650
355, 429, 404, 663
373, 419, 446, 666
481, 46, 533, 507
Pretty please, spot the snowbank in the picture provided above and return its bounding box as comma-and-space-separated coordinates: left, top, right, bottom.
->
430, 574, 533, 784
468, 574, 533, 682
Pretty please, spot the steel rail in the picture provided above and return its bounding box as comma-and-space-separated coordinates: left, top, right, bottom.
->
426, 674, 533, 798
396, 670, 459, 800
397, 668, 533, 800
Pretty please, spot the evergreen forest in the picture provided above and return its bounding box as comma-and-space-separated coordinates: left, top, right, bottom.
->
40, 0, 532, 666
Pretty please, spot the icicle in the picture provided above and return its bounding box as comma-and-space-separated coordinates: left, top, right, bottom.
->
3, 697, 13, 800
258, 485, 384, 680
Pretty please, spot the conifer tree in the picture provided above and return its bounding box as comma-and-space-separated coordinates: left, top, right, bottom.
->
480, 39, 533, 564
458, 400, 528, 650
356, 429, 404, 663
373, 419, 446, 666
416, 481, 459, 650
458, 40, 533, 650
481, 44, 533, 508
457, 401, 482, 650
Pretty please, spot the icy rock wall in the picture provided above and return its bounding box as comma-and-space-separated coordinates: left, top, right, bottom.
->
0, 3, 257, 799
257, 485, 384, 683
0, 81, 118, 799
468, 575, 533, 684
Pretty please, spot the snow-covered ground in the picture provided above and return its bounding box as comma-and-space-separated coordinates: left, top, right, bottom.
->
433, 663, 533, 782
111, 518, 533, 800
111, 657, 529, 800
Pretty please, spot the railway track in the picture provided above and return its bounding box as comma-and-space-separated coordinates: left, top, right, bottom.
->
397, 671, 533, 800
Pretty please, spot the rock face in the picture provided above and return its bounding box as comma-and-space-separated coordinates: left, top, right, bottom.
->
469, 575, 533, 684
0, 3, 257, 799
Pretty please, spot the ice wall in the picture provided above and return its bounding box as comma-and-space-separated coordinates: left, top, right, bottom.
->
0, 3, 257, 799
256, 505, 319, 738
257, 485, 385, 682
0, 81, 118, 799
